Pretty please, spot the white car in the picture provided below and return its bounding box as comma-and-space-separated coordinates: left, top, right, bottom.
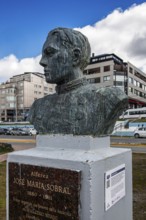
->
29, 128, 38, 135
134, 127, 146, 138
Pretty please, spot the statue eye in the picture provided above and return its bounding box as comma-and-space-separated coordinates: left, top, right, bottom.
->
45, 47, 57, 56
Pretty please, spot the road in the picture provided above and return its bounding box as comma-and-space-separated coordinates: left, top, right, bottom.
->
111, 136, 146, 144
0, 135, 36, 151
0, 135, 146, 153
111, 136, 146, 153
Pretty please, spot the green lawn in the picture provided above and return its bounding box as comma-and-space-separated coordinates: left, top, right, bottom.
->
133, 154, 146, 220
0, 162, 6, 220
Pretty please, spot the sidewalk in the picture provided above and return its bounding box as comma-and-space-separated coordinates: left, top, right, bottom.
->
0, 144, 35, 162
0, 153, 7, 162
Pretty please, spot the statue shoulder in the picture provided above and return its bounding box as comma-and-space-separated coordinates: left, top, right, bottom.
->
27, 95, 54, 122
75, 84, 128, 109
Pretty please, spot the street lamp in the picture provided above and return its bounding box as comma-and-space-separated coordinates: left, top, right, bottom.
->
14, 86, 18, 122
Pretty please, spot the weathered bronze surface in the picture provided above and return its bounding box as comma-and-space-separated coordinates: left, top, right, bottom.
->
28, 27, 128, 136
9, 162, 81, 220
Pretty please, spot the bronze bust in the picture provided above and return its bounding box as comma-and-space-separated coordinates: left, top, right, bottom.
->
28, 27, 128, 136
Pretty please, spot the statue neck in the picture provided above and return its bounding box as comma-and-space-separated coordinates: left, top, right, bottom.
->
56, 77, 88, 94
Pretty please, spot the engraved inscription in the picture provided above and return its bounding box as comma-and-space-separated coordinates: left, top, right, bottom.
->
9, 163, 81, 220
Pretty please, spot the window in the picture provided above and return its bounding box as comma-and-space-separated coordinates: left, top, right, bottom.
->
114, 81, 124, 86
20, 82, 23, 86
104, 65, 110, 72
88, 77, 100, 84
94, 77, 100, 83
19, 90, 23, 94
137, 81, 140, 87
129, 87, 133, 93
134, 89, 140, 96
1, 105, 5, 109
134, 80, 137, 86
88, 67, 100, 75
6, 96, 15, 101
128, 77, 133, 84
129, 67, 133, 73
49, 88, 53, 92
18, 104, 23, 108
83, 70, 88, 75
88, 78, 95, 83
9, 103, 15, 108
103, 75, 110, 81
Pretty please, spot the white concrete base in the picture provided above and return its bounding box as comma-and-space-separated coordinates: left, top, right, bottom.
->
7, 135, 132, 220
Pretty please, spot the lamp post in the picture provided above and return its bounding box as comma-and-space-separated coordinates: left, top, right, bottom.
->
14, 86, 18, 122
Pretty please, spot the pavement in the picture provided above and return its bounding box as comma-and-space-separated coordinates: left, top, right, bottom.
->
0, 153, 7, 162
0, 144, 35, 163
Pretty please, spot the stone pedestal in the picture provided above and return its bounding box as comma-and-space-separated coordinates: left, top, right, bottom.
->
7, 135, 132, 220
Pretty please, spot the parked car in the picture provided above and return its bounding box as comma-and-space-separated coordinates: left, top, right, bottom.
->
134, 127, 146, 138
9, 128, 29, 136
21, 127, 38, 136
29, 128, 38, 135
0, 128, 8, 135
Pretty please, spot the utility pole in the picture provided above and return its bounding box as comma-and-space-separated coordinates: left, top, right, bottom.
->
15, 86, 18, 122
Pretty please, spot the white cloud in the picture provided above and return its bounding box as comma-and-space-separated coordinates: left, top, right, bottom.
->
0, 54, 43, 82
76, 2, 146, 73
0, 3, 146, 83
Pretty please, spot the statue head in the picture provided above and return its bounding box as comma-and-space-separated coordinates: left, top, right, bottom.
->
39, 27, 91, 84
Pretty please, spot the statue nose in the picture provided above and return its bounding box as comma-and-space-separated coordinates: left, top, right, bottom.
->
39, 56, 47, 67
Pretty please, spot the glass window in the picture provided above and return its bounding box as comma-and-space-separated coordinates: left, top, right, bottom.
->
134, 80, 137, 86
129, 87, 133, 93
88, 67, 100, 75
6, 96, 15, 101
9, 103, 15, 108
104, 65, 110, 72
114, 81, 123, 86
103, 76, 110, 81
94, 77, 100, 83
83, 70, 87, 75
137, 81, 140, 87
129, 67, 133, 73
128, 77, 133, 84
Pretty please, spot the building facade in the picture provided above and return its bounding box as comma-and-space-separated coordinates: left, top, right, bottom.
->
0, 72, 55, 121
84, 53, 146, 108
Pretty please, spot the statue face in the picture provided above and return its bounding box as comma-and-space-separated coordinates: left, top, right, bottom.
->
40, 33, 73, 84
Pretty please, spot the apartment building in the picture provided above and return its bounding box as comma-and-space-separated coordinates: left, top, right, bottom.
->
84, 53, 146, 108
0, 72, 55, 121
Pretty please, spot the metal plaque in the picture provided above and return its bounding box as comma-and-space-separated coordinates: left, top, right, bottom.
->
105, 164, 126, 211
9, 162, 81, 220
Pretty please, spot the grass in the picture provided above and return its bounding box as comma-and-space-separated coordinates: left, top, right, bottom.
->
0, 143, 14, 155
133, 153, 146, 220
0, 153, 146, 219
0, 162, 6, 220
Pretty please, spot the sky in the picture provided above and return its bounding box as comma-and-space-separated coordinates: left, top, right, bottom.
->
0, 0, 146, 82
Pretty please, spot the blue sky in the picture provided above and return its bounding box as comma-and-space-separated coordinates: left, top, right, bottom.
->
0, 0, 145, 59
0, 0, 146, 82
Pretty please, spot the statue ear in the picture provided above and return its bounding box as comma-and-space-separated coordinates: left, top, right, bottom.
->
72, 48, 81, 66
